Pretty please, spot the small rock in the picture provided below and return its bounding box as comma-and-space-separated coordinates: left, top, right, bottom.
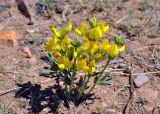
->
55, 2, 63, 14
106, 109, 117, 114
123, 68, 131, 74
85, 99, 93, 104
21, 47, 32, 58
0, 30, 17, 46
134, 73, 149, 88
117, 112, 122, 114
29, 56, 37, 64
18, 0, 36, 24
117, 63, 127, 69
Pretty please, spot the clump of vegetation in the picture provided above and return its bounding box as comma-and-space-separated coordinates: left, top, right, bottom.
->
0, 101, 8, 114
42, 17, 125, 103
36, 0, 56, 15
0, 5, 10, 13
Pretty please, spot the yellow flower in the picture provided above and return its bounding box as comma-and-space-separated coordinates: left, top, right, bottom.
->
97, 21, 109, 34
44, 39, 56, 51
75, 23, 87, 36
88, 26, 102, 41
88, 59, 96, 73
76, 59, 89, 73
58, 64, 65, 70
80, 23, 87, 35
50, 25, 61, 38
52, 51, 61, 58
64, 57, 72, 68
64, 23, 72, 32
95, 54, 105, 62
83, 38, 99, 55
88, 41, 99, 55
75, 29, 82, 36
83, 37, 90, 50
57, 56, 72, 70
99, 39, 111, 52
118, 45, 125, 53
60, 37, 71, 51
107, 44, 119, 59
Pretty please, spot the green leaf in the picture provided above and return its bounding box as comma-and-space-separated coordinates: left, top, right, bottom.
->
71, 38, 81, 48
100, 70, 111, 81
40, 71, 52, 77
46, 54, 54, 64
98, 81, 111, 86
89, 16, 97, 28
46, 54, 58, 71
114, 35, 125, 46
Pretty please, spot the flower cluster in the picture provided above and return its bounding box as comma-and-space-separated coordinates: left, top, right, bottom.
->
43, 17, 125, 101
44, 18, 125, 75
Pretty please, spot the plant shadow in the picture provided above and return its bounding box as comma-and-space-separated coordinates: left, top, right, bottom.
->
15, 79, 94, 114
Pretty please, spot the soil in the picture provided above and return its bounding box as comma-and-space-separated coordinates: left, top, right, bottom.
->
0, 0, 160, 114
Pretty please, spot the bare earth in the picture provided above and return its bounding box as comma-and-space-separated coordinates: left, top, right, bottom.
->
0, 0, 160, 114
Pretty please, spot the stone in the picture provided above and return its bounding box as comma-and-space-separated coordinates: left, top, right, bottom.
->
134, 73, 149, 88
106, 109, 117, 114
0, 30, 17, 46
117, 63, 127, 69
21, 47, 32, 58
18, 0, 36, 24
117, 112, 122, 114
55, 1, 63, 14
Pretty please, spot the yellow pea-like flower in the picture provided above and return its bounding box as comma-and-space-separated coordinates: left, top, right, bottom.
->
88, 26, 102, 41
75, 23, 87, 36
44, 39, 56, 51
76, 59, 89, 73
88, 59, 96, 73
58, 64, 65, 70
50, 25, 61, 38
107, 44, 119, 59
75, 29, 82, 36
97, 21, 109, 34
118, 45, 126, 53
99, 39, 111, 52
95, 54, 105, 62
57, 56, 72, 69
88, 41, 99, 55
64, 23, 72, 32
63, 57, 72, 69
52, 51, 61, 59
80, 22, 87, 35
88, 59, 96, 68
60, 37, 71, 51
83, 37, 90, 50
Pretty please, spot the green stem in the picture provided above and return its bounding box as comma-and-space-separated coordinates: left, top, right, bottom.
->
68, 71, 76, 99
77, 76, 89, 100
86, 59, 110, 95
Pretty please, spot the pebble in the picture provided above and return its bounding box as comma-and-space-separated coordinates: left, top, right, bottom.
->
106, 109, 117, 114
21, 47, 32, 58
134, 73, 149, 88
117, 63, 127, 69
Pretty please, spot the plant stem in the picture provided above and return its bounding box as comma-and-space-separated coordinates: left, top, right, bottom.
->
77, 76, 89, 100
68, 71, 76, 99
86, 59, 110, 95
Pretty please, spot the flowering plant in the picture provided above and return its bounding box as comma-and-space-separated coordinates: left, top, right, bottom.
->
42, 17, 125, 102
